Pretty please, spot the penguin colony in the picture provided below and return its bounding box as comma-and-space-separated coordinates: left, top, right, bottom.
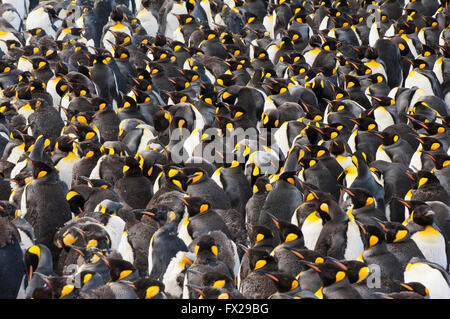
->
0, 0, 449, 300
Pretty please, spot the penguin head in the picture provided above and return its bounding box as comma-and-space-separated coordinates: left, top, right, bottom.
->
378, 221, 410, 244
269, 213, 304, 246
411, 170, 441, 190
263, 80, 289, 96
152, 109, 172, 133
252, 175, 272, 195
215, 74, 237, 88
278, 171, 301, 189
119, 95, 138, 111
111, 44, 130, 60
247, 224, 275, 248
393, 281, 430, 298
361, 223, 385, 249
406, 58, 429, 70
134, 278, 166, 299
110, 6, 126, 22
168, 77, 192, 92
106, 258, 138, 283
24, 244, 48, 280
339, 260, 370, 284
66, 189, 86, 216
55, 135, 77, 153
69, 82, 92, 98
372, 131, 400, 146
194, 234, 220, 260
263, 272, 300, 294
27, 57, 50, 71
167, 173, 191, 192
423, 152, 450, 170
318, 198, 349, 220
147, 62, 164, 76
304, 258, 349, 287
122, 156, 143, 177
341, 187, 376, 209
130, 76, 153, 92
248, 248, 278, 273
348, 116, 378, 131
183, 196, 212, 217
343, 74, 361, 90
31, 274, 76, 299
406, 202, 435, 227
370, 95, 394, 107
89, 97, 110, 112
26, 27, 46, 37
30, 160, 56, 181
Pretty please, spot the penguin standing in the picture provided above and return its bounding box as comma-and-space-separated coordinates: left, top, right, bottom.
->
22, 160, 72, 265
0, 217, 25, 298
114, 156, 153, 209
313, 198, 364, 261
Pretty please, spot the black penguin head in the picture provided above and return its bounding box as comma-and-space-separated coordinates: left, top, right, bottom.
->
55, 78, 70, 97
361, 223, 385, 249
122, 156, 143, 177
168, 77, 191, 91
183, 166, 208, 184
27, 57, 50, 71
131, 88, 152, 104
183, 196, 211, 217
366, 73, 387, 84
247, 224, 275, 247
215, 74, 237, 88
263, 80, 289, 96
423, 152, 450, 170
111, 44, 130, 60
406, 58, 429, 70
248, 249, 277, 272
110, 6, 126, 22
167, 173, 190, 192
370, 95, 394, 107
120, 95, 138, 111
134, 278, 166, 299
152, 109, 172, 133
264, 272, 300, 293
30, 160, 56, 181
66, 189, 86, 215
106, 258, 138, 283
378, 221, 410, 244
344, 74, 361, 90
304, 258, 349, 287
130, 76, 153, 92
194, 234, 219, 261
371, 131, 400, 146
55, 135, 77, 153
195, 271, 234, 290
24, 245, 45, 279
342, 187, 375, 209
26, 28, 46, 37
69, 82, 91, 98
394, 281, 429, 297
339, 260, 370, 284
252, 176, 272, 195
269, 214, 304, 246
348, 116, 377, 131
89, 97, 110, 112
